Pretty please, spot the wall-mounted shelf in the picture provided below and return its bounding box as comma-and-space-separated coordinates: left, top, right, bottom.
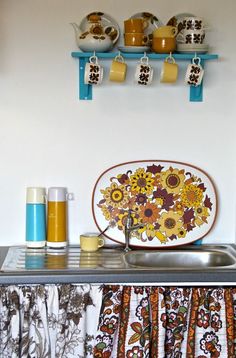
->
71, 51, 218, 102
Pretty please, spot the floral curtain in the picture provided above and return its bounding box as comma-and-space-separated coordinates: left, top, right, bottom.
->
1, 284, 236, 358
0, 284, 102, 358
94, 286, 236, 358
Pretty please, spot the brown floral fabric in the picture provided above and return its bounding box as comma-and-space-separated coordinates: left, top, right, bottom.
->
94, 286, 236, 358
1, 284, 236, 357
0, 284, 102, 358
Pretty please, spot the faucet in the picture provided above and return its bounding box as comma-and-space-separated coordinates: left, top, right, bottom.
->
124, 210, 144, 252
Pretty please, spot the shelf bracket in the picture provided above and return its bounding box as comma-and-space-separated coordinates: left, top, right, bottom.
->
189, 60, 205, 102
79, 57, 92, 100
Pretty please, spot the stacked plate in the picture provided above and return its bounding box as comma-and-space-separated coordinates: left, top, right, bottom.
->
176, 43, 209, 54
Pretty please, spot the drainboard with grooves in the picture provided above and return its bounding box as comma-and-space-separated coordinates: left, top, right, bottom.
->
1, 247, 123, 271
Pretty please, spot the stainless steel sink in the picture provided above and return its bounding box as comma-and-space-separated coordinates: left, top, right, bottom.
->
123, 245, 236, 270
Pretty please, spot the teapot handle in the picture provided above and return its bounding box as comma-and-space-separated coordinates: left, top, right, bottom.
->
104, 26, 119, 44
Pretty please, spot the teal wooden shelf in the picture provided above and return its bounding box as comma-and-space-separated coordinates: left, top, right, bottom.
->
71, 51, 218, 101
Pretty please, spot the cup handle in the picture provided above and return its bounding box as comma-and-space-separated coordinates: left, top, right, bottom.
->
142, 19, 149, 31
142, 35, 148, 45
66, 192, 74, 201
114, 54, 125, 63
172, 27, 178, 37
89, 55, 98, 64
98, 238, 105, 248
177, 33, 184, 42
140, 54, 149, 65
104, 25, 119, 44
165, 53, 176, 64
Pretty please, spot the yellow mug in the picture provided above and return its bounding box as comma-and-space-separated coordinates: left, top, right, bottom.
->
153, 26, 178, 38
109, 55, 127, 82
124, 33, 148, 46
160, 55, 179, 83
152, 37, 176, 53
80, 233, 105, 252
124, 18, 148, 33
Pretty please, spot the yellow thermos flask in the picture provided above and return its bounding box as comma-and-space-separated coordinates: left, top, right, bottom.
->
47, 187, 71, 248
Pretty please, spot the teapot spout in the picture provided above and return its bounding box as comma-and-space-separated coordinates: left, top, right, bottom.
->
70, 23, 82, 47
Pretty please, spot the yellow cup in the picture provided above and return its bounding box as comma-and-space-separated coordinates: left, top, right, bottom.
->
124, 18, 148, 33
160, 56, 179, 83
80, 234, 105, 252
109, 55, 127, 82
153, 26, 178, 38
124, 33, 148, 46
152, 37, 176, 53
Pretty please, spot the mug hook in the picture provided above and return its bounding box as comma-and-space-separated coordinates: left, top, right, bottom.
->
192, 54, 201, 65
115, 51, 124, 63
165, 52, 175, 64
140, 51, 149, 64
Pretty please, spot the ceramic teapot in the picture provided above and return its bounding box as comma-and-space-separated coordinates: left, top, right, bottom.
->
71, 14, 119, 52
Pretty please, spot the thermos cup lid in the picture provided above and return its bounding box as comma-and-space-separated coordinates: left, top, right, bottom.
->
26, 187, 46, 204
48, 187, 67, 202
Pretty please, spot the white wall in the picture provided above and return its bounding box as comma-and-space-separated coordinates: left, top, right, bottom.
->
0, 0, 235, 246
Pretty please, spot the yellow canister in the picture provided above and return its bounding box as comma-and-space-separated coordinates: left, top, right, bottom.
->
46, 187, 72, 248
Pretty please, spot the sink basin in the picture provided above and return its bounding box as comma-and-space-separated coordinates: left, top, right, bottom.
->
123, 245, 236, 270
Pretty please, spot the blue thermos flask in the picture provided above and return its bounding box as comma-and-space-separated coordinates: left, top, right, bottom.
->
26, 187, 46, 248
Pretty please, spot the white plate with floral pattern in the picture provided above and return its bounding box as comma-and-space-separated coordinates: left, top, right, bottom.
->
92, 160, 217, 248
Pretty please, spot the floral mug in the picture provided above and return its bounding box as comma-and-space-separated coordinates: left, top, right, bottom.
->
185, 57, 204, 87
84, 55, 103, 85
134, 55, 153, 86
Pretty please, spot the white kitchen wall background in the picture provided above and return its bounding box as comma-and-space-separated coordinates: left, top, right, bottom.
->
0, 0, 235, 246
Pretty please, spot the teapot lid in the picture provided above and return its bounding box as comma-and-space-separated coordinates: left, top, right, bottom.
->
88, 14, 101, 22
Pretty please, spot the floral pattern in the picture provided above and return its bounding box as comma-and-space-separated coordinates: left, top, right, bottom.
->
137, 64, 152, 86
96, 163, 215, 246
94, 286, 236, 358
187, 64, 204, 87
0, 284, 102, 358
1, 285, 236, 357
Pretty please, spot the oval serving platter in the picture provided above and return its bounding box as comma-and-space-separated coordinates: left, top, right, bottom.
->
92, 160, 217, 248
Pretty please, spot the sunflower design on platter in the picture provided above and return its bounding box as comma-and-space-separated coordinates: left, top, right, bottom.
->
101, 182, 129, 208
96, 163, 215, 245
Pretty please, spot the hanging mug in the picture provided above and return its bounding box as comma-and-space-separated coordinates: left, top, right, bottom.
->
135, 54, 154, 85
109, 54, 127, 82
160, 54, 179, 83
84, 55, 103, 85
185, 57, 204, 86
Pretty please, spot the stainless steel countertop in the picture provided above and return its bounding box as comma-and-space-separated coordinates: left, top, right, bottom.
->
1, 245, 236, 285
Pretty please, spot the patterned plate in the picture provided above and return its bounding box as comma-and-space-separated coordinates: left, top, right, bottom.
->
129, 12, 163, 43
92, 160, 217, 248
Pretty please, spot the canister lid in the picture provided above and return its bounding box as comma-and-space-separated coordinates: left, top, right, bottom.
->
48, 187, 67, 202
26, 187, 46, 204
